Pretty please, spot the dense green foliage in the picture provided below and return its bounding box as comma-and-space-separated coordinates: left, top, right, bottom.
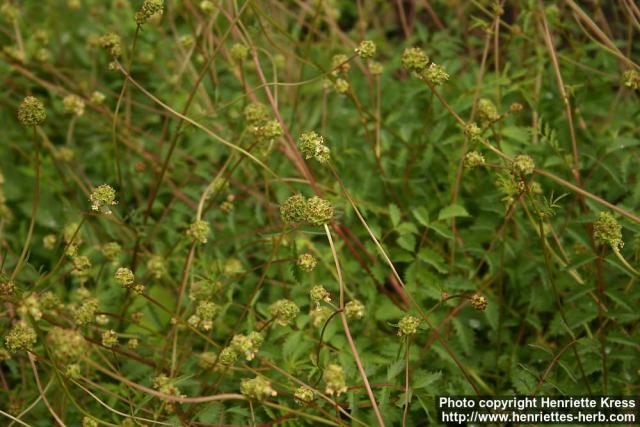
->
1, 0, 639, 425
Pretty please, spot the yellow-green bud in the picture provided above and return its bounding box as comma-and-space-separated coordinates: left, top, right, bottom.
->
397, 315, 420, 336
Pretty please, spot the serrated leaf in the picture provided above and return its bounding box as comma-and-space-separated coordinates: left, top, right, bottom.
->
438, 204, 470, 220
418, 248, 447, 274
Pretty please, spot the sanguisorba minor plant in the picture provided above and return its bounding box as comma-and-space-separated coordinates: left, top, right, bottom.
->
1, 0, 639, 425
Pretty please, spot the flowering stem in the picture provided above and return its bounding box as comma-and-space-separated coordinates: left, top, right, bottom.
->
11, 128, 40, 281
324, 224, 386, 427
613, 248, 640, 276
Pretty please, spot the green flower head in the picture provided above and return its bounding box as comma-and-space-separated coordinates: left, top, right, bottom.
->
18, 96, 46, 127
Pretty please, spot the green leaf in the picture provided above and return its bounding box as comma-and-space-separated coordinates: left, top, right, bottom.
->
437, 204, 470, 221
412, 207, 430, 226
389, 203, 401, 227
417, 248, 448, 274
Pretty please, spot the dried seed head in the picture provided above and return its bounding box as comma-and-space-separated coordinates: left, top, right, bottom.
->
331, 54, 350, 74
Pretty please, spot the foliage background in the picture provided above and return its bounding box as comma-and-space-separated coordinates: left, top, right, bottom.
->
0, 0, 639, 425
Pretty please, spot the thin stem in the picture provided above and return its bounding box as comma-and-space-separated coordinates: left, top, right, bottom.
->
324, 224, 386, 427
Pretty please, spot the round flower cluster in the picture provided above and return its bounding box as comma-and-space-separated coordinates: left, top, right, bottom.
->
230, 331, 264, 361
510, 154, 535, 177
331, 54, 350, 75
101, 242, 122, 262
99, 32, 122, 57
240, 376, 277, 400
401, 47, 429, 73
63, 94, 85, 117
101, 330, 118, 348
114, 267, 134, 286
323, 363, 347, 396
18, 96, 46, 127
294, 386, 315, 405
244, 102, 269, 125
623, 70, 640, 90
298, 131, 330, 163
594, 212, 623, 250
297, 253, 317, 272
355, 40, 376, 59
310, 306, 332, 327
333, 78, 350, 94
135, 0, 164, 25
478, 98, 500, 124
186, 219, 210, 244
420, 63, 449, 86
397, 314, 420, 336
5, 321, 37, 352
345, 300, 364, 319
89, 184, 117, 214
268, 299, 300, 326
71, 292, 99, 325
464, 122, 483, 144
470, 294, 488, 311
281, 194, 334, 226
153, 374, 184, 412
230, 43, 249, 61
310, 285, 331, 305
47, 327, 87, 362
188, 301, 220, 331
464, 151, 485, 169
146, 255, 166, 279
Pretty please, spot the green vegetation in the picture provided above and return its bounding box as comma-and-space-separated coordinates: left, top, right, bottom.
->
1, 0, 639, 425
